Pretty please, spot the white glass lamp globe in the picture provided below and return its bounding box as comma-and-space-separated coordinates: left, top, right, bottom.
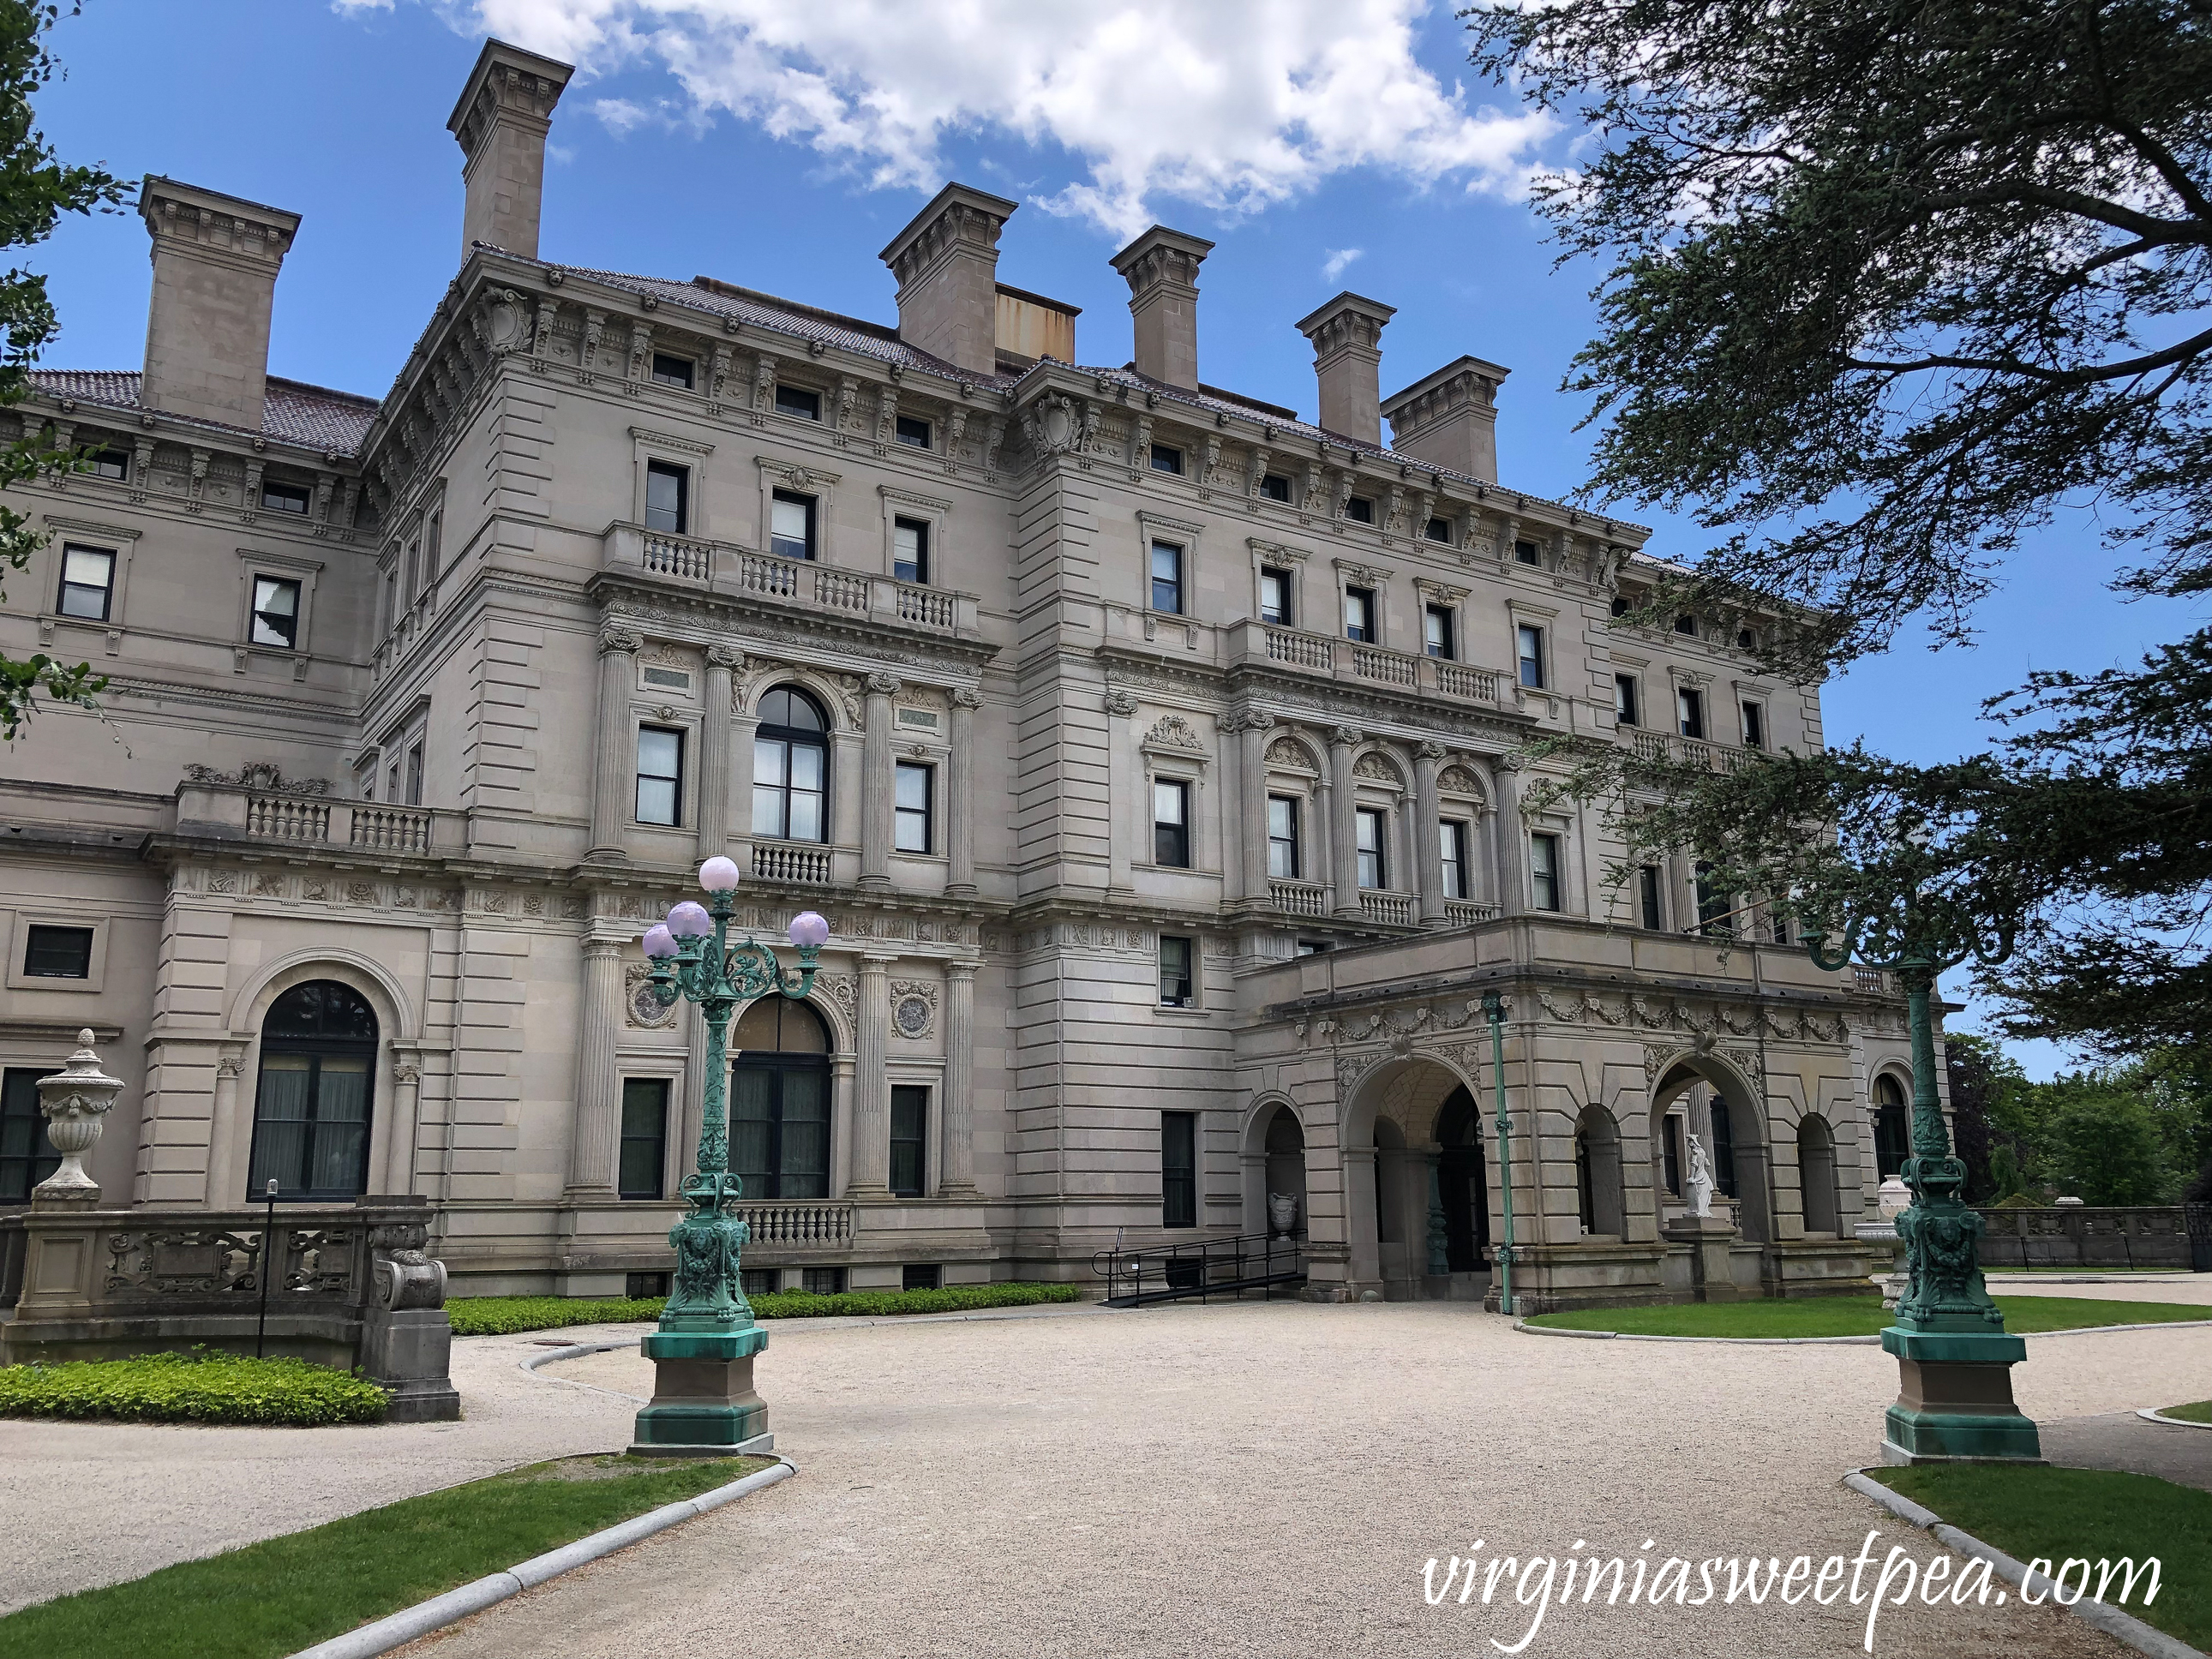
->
698, 856, 740, 893
667, 900, 712, 938
641, 923, 677, 960
788, 911, 830, 949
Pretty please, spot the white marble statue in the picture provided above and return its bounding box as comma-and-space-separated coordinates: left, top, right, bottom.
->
1685, 1134, 1716, 1219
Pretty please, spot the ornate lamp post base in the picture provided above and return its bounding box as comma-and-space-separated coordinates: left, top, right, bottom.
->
629, 1326, 773, 1456
1880, 1330, 2042, 1464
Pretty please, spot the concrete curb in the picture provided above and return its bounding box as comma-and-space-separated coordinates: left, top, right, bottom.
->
1514, 1318, 2212, 1346
2137, 1407, 2212, 1431
285, 1457, 795, 1659
1842, 1470, 2199, 1659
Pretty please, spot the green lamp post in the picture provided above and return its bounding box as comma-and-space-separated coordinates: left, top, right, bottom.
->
629, 854, 826, 1456
1804, 891, 2040, 1463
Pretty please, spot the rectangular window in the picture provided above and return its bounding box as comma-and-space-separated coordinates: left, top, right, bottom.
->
1663, 1114, 1684, 1196
1258, 566, 1292, 626
1345, 495, 1374, 524
22, 924, 93, 979
627, 1271, 671, 1298
618, 1078, 668, 1200
802, 1267, 846, 1296
636, 726, 684, 825
92, 447, 129, 481
1675, 614, 1699, 637
770, 490, 817, 560
1769, 892, 1791, 946
57, 544, 114, 620
250, 575, 301, 649
1343, 586, 1375, 643
1425, 516, 1452, 544
1639, 865, 1663, 931
902, 1263, 942, 1291
1161, 1111, 1197, 1227
1514, 540, 1542, 566
1355, 806, 1387, 890
1259, 472, 1292, 503
895, 761, 933, 853
1267, 795, 1300, 879
1424, 605, 1454, 660
890, 1085, 928, 1198
1615, 674, 1640, 727
1695, 862, 1731, 935
650, 352, 694, 389
262, 480, 311, 515
1677, 686, 1706, 740
776, 385, 822, 421
1530, 832, 1562, 912
1158, 934, 1194, 1008
1741, 700, 1765, 750
895, 415, 932, 449
740, 1267, 780, 1297
1149, 540, 1184, 614
1150, 443, 1184, 475
1153, 778, 1190, 867
1516, 623, 1545, 689
1441, 820, 1469, 901
644, 460, 689, 535
892, 516, 931, 584
405, 743, 423, 807
1296, 939, 1332, 955
0, 1069, 61, 1201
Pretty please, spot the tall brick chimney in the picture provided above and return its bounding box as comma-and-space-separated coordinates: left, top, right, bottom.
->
1110, 225, 1214, 392
879, 183, 1018, 377
1296, 292, 1396, 446
447, 39, 573, 264
138, 177, 300, 431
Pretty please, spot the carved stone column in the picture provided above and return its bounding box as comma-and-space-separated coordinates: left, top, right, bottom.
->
948, 687, 981, 896
860, 674, 901, 886
588, 625, 642, 856
384, 1050, 423, 1195
940, 960, 980, 1193
848, 954, 895, 1194
1229, 708, 1274, 904
1328, 725, 1362, 917
204, 1043, 246, 1207
697, 644, 743, 861
1413, 740, 1446, 926
568, 936, 626, 1194
1106, 689, 1139, 890
1494, 755, 1528, 916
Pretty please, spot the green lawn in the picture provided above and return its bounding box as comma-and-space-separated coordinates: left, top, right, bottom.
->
0, 1453, 773, 1659
1871, 1464, 2210, 1650
448, 1279, 1084, 1336
1523, 1294, 2212, 1339
2160, 1399, 2212, 1423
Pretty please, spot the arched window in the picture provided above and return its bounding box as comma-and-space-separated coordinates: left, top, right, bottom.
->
729, 997, 830, 1200
248, 980, 378, 1201
752, 686, 830, 843
1574, 1105, 1625, 1237
1873, 1074, 1910, 1178
1799, 1112, 1840, 1234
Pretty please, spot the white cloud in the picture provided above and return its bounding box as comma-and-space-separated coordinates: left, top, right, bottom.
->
387, 0, 1556, 237
1321, 247, 1364, 283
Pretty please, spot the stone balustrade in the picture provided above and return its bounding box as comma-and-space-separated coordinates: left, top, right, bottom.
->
1358, 890, 1414, 927
1237, 621, 1502, 706
734, 1201, 853, 1252
752, 840, 831, 883
603, 524, 980, 638
1269, 877, 1328, 918
177, 780, 462, 857
1442, 899, 1501, 927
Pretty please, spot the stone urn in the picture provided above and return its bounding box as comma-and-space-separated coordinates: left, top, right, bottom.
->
1268, 1191, 1299, 1239
34, 1029, 123, 1202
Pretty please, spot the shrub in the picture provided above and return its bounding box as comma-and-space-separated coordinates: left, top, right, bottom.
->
0, 1350, 388, 1426
447, 1280, 1084, 1337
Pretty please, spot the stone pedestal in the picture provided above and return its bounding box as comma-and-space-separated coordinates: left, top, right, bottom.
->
1662, 1212, 1744, 1303
1879, 1328, 2043, 1463
629, 1326, 773, 1456
361, 1305, 460, 1422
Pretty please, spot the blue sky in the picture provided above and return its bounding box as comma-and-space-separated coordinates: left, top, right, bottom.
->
32, 1, 2198, 1077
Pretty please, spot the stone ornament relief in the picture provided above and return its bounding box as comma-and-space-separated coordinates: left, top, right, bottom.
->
626, 964, 679, 1029
890, 980, 938, 1039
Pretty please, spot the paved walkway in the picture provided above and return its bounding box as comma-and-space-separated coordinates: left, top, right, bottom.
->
2042, 1410, 2212, 1494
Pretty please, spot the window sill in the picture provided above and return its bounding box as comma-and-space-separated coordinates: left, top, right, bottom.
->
1153, 1005, 1211, 1021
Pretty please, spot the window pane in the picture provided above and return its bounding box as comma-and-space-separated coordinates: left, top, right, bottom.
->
309, 1058, 370, 1194
1424, 608, 1452, 659
787, 785, 824, 843
1161, 1111, 1196, 1227
1441, 822, 1466, 900
1356, 808, 1384, 889
619, 1079, 668, 1200
1151, 445, 1183, 475
778, 1068, 830, 1199
1517, 625, 1544, 688
1260, 569, 1288, 626
1531, 834, 1560, 911
896, 415, 932, 448
771, 494, 812, 558
776, 386, 821, 421
650, 353, 693, 388
1150, 542, 1182, 613
251, 576, 300, 648
22, 925, 93, 978
1344, 590, 1370, 640
728, 1067, 775, 1190
890, 1086, 927, 1197
754, 739, 789, 788
895, 763, 931, 853
1159, 935, 1192, 1005
893, 518, 928, 584
788, 742, 824, 791
59, 547, 113, 619
638, 728, 680, 777
644, 463, 686, 534
1616, 674, 1639, 725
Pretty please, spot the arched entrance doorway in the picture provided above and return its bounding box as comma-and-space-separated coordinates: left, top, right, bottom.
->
1262, 1105, 1306, 1234
247, 979, 378, 1201
1435, 1086, 1490, 1273
1651, 1058, 1769, 1243
730, 997, 831, 1200
1341, 1056, 1482, 1300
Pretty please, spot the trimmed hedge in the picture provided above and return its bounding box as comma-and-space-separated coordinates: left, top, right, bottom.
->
0, 1350, 389, 1426
448, 1279, 1084, 1337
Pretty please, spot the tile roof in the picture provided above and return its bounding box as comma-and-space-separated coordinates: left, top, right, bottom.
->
27, 369, 380, 458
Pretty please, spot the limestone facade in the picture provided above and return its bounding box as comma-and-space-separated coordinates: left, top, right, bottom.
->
0, 39, 1907, 1304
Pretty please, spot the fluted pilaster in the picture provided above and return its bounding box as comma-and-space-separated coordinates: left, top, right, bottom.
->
949, 687, 980, 895
569, 936, 626, 1192
1413, 741, 1445, 925
588, 625, 642, 855
860, 674, 900, 885
1328, 725, 1362, 916
697, 644, 742, 860
848, 953, 895, 1193
941, 960, 979, 1192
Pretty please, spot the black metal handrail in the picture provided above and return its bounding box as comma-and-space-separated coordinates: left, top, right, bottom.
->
1092, 1229, 1306, 1308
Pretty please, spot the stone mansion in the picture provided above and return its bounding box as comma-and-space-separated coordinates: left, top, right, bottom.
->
0, 39, 1909, 1308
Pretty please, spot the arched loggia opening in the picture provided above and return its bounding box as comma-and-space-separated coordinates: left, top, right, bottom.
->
1799, 1112, 1841, 1235
1652, 1058, 1771, 1243
1434, 1086, 1490, 1272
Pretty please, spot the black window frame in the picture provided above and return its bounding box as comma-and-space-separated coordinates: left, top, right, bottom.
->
261, 479, 311, 515
1424, 516, 1452, 544
1711, 1098, 1739, 1198
1424, 604, 1454, 661
1514, 540, 1542, 566
892, 515, 931, 584
619, 1077, 669, 1200
404, 742, 424, 807
1345, 494, 1374, 524
894, 759, 933, 854
644, 460, 690, 536
56, 542, 115, 621
246, 980, 379, 1202
1516, 623, 1546, 689
1259, 472, 1292, 503
1873, 1076, 1910, 1179
250, 573, 302, 650
775, 384, 823, 422
1675, 614, 1699, 637
895, 414, 933, 449
1267, 794, 1300, 880
1149, 539, 1184, 614
1150, 443, 1184, 476
1343, 585, 1375, 643
21, 924, 93, 979
902, 1263, 942, 1291
890, 1084, 928, 1198
1741, 700, 1765, 750
1638, 864, 1664, 931
1161, 1110, 1197, 1227
650, 352, 695, 389
1615, 674, 1640, 727
1355, 806, 1387, 890
1153, 776, 1191, 868
802, 1266, 847, 1295
1441, 819, 1469, 901
635, 724, 685, 827
730, 998, 832, 1202
1530, 831, 1562, 912
0, 1067, 62, 1201
92, 447, 129, 481
1694, 861, 1732, 935
1678, 686, 1706, 740
1258, 566, 1292, 626
1158, 934, 1195, 1008
751, 686, 830, 843
770, 489, 818, 561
